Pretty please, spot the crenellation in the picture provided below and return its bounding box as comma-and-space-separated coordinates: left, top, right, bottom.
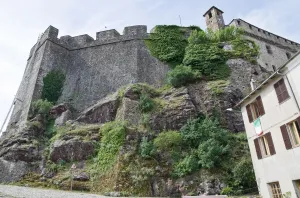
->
96, 29, 120, 41
123, 25, 147, 36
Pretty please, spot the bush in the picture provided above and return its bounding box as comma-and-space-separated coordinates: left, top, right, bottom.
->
42, 70, 65, 103
167, 65, 201, 87
140, 137, 155, 159
97, 121, 126, 172
154, 131, 182, 152
197, 138, 230, 168
139, 94, 154, 113
183, 43, 230, 80
173, 154, 199, 177
232, 158, 256, 189
221, 187, 233, 195
29, 99, 53, 119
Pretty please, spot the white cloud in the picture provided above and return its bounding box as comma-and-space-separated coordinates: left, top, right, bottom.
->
239, 0, 300, 43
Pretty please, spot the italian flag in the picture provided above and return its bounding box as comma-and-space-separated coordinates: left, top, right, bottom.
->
254, 118, 263, 136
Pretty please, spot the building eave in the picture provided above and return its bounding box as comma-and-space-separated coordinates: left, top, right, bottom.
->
234, 51, 300, 108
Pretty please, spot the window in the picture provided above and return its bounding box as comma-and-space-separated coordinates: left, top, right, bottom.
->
266, 45, 272, 54
246, 96, 265, 123
272, 65, 276, 72
237, 20, 241, 25
269, 182, 283, 198
286, 52, 291, 59
254, 132, 276, 159
293, 180, 300, 198
274, 78, 289, 103
280, 117, 300, 149
208, 12, 212, 18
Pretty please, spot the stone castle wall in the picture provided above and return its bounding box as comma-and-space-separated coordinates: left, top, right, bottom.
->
8, 25, 169, 132
230, 19, 300, 71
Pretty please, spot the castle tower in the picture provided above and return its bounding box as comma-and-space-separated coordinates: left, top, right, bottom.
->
203, 6, 225, 31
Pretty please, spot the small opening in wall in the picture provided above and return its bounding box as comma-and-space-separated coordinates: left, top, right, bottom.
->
277, 36, 280, 39
257, 29, 261, 32
208, 12, 212, 18
286, 52, 291, 59
272, 65, 276, 72
266, 45, 272, 54
237, 20, 241, 25
265, 63, 269, 67
249, 24, 252, 29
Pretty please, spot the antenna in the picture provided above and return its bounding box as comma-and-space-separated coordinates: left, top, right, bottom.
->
179, 15, 182, 26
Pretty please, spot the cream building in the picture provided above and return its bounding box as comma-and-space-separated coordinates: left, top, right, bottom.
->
236, 52, 300, 198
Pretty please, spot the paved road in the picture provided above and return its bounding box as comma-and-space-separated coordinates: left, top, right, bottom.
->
0, 185, 108, 198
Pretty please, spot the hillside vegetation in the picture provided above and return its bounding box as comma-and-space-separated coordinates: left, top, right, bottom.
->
3, 25, 262, 197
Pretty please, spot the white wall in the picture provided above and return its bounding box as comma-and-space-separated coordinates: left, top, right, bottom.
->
241, 71, 300, 197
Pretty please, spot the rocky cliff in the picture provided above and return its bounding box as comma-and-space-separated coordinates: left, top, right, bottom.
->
0, 25, 270, 196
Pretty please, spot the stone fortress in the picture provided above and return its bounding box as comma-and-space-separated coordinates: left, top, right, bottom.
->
5, 6, 300, 135
205, 6, 300, 71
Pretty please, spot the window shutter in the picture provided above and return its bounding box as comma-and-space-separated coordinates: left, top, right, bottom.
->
274, 81, 283, 103
256, 96, 265, 116
296, 116, 300, 127
274, 79, 290, 103
246, 104, 253, 123
280, 125, 292, 150
280, 79, 289, 101
265, 132, 276, 155
254, 138, 262, 159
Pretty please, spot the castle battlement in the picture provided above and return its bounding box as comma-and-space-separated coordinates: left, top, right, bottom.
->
29, 25, 149, 59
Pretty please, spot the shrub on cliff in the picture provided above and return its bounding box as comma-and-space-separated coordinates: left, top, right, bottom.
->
167, 64, 201, 87
29, 99, 53, 119
42, 70, 65, 103
139, 94, 154, 113
153, 130, 182, 152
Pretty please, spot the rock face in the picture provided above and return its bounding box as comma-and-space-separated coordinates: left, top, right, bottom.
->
149, 87, 197, 132
76, 93, 119, 124
0, 123, 43, 182
50, 139, 94, 163
0, 158, 29, 183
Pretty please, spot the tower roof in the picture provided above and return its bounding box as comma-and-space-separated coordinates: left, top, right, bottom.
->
203, 6, 224, 17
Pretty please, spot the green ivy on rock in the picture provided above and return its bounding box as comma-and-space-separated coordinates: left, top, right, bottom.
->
42, 70, 65, 103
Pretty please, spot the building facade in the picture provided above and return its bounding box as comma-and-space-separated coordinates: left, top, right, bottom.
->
237, 52, 300, 198
204, 7, 300, 72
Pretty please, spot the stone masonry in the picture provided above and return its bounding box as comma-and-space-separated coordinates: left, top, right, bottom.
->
204, 6, 300, 72
7, 25, 169, 133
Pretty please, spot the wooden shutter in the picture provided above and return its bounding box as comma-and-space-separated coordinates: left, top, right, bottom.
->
265, 132, 276, 155
280, 125, 292, 150
280, 79, 289, 101
246, 104, 253, 123
256, 96, 265, 116
274, 79, 290, 103
254, 138, 262, 159
296, 116, 300, 127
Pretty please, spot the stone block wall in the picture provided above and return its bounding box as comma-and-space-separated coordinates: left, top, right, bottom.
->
230, 19, 300, 71
8, 25, 169, 132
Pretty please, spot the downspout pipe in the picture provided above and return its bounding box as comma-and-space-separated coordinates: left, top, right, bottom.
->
276, 70, 300, 113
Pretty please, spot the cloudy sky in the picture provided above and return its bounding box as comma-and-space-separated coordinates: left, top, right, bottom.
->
0, 0, 300, 129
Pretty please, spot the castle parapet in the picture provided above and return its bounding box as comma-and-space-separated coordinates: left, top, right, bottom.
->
41, 26, 58, 41
123, 25, 147, 36
96, 29, 120, 41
